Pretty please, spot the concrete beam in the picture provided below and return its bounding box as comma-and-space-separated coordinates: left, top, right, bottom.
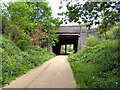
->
57, 26, 81, 34
57, 34, 80, 36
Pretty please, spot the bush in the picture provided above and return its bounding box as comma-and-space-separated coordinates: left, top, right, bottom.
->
85, 35, 100, 47
3, 22, 31, 51
104, 26, 120, 40
105, 31, 113, 39
111, 26, 120, 39
15, 30, 31, 51
68, 39, 119, 88
1, 35, 55, 87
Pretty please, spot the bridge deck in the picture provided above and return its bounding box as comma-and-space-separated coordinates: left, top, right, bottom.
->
57, 26, 81, 34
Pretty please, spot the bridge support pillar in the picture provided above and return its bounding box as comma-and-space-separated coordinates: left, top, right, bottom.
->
79, 25, 88, 50
77, 35, 81, 51
65, 44, 67, 54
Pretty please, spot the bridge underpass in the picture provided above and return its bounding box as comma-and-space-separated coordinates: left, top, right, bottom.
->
53, 35, 79, 55
50, 25, 97, 55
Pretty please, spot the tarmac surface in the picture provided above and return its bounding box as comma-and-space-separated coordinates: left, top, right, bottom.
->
3, 55, 77, 88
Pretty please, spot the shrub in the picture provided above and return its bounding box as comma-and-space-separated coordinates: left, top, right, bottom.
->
15, 30, 31, 51
85, 35, 100, 47
111, 26, 120, 39
104, 26, 120, 40
105, 31, 113, 39
1, 35, 55, 87
68, 39, 119, 88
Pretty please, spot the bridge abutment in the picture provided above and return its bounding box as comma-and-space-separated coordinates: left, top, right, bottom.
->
80, 25, 88, 49
77, 35, 81, 51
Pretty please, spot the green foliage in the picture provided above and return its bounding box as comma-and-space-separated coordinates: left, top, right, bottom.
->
1, 1, 60, 88
68, 39, 119, 88
59, 1, 119, 33
26, 2, 60, 46
15, 30, 31, 51
2, 2, 33, 31
61, 45, 65, 54
1, 35, 55, 87
60, 44, 74, 54
67, 44, 74, 53
85, 35, 100, 47
3, 21, 31, 50
111, 26, 120, 39
105, 31, 113, 39
99, 26, 120, 40
2, 1, 61, 49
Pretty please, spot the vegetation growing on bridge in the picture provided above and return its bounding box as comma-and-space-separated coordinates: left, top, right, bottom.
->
68, 26, 120, 88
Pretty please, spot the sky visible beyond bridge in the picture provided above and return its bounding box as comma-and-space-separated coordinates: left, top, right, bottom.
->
2, 0, 97, 27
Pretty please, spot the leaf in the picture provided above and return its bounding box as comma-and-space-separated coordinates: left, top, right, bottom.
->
59, 6, 63, 10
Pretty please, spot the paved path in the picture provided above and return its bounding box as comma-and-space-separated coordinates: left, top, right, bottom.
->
3, 55, 76, 88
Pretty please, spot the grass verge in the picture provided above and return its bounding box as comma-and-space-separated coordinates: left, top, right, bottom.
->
68, 39, 119, 88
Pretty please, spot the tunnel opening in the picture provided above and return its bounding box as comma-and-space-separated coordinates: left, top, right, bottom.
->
52, 35, 79, 55
60, 44, 74, 55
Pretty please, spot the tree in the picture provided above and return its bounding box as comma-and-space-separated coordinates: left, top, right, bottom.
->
27, 2, 61, 46
27, 2, 52, 24
2, 1, 61, 48
30, 24, 48, 47
58, 0, 120, 34
2, 2, 33, 32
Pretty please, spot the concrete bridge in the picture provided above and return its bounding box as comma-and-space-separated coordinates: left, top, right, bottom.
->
49, 25, 97, 55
